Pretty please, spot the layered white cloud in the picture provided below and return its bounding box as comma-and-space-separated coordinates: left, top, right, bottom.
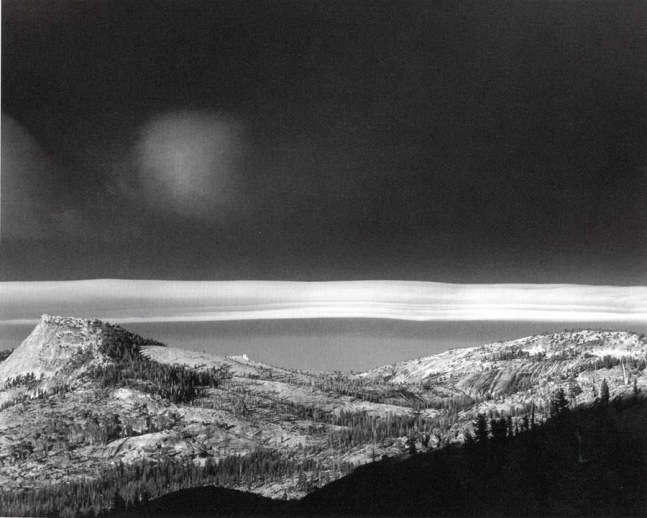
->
1, 280, 646, 325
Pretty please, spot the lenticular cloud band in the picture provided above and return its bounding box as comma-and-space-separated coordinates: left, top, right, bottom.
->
1, 280, 645, 324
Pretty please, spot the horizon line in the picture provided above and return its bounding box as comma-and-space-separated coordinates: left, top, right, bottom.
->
2, 278, 647, 287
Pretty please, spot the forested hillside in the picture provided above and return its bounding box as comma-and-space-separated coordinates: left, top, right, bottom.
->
109, 389, 646, 517
297, 389, 647, 517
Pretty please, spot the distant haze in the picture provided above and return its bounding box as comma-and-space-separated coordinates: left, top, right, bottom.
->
1, 280, 645, 370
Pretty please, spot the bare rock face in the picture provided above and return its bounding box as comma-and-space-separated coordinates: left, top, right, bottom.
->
0, 315, 106, 385
360, 330, 647, 402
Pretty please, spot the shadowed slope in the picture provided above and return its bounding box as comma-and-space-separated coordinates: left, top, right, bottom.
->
114, 486, 285, 517
295, 398, 647, 517
115, 398, 647, 517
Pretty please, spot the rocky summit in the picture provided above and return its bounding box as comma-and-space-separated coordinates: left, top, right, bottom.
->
1, 316, 646, 516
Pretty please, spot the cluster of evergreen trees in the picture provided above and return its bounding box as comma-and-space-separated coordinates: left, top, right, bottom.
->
0, 383, 70, 412
97, 326, 166, 359
487, 347, 531, 362
87, 363, 226, 404
0, 447, 355, 517
581, 353, 647, 371
299, 385, 646, 517
454, 381, 645, 515
282, 373, 422, 407
0, 348, 14, 362
83, 329, 230, 403
285, 372, 488, 413
3, 371, 42, 389
273, 401, 449, 451
197, 381, 539, 455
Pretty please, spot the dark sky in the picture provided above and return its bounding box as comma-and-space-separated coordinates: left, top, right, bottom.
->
2, 0, 646, 284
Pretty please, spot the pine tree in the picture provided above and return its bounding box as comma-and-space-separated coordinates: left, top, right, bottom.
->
112, 490, 126, 513
490, 418, 507, 442
568, 381, 582, 401
464, 430, 475, 449
549, 388, 569, 420
520, 414, 530, 433
600, 379, 610, 406
406, 435, 417, 455
474, 413, 489, 443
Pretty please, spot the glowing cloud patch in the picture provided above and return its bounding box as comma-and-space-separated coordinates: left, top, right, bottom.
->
136, 110, 246, 220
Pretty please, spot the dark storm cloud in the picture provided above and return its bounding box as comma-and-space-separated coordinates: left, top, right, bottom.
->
1, 0, 646, 283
